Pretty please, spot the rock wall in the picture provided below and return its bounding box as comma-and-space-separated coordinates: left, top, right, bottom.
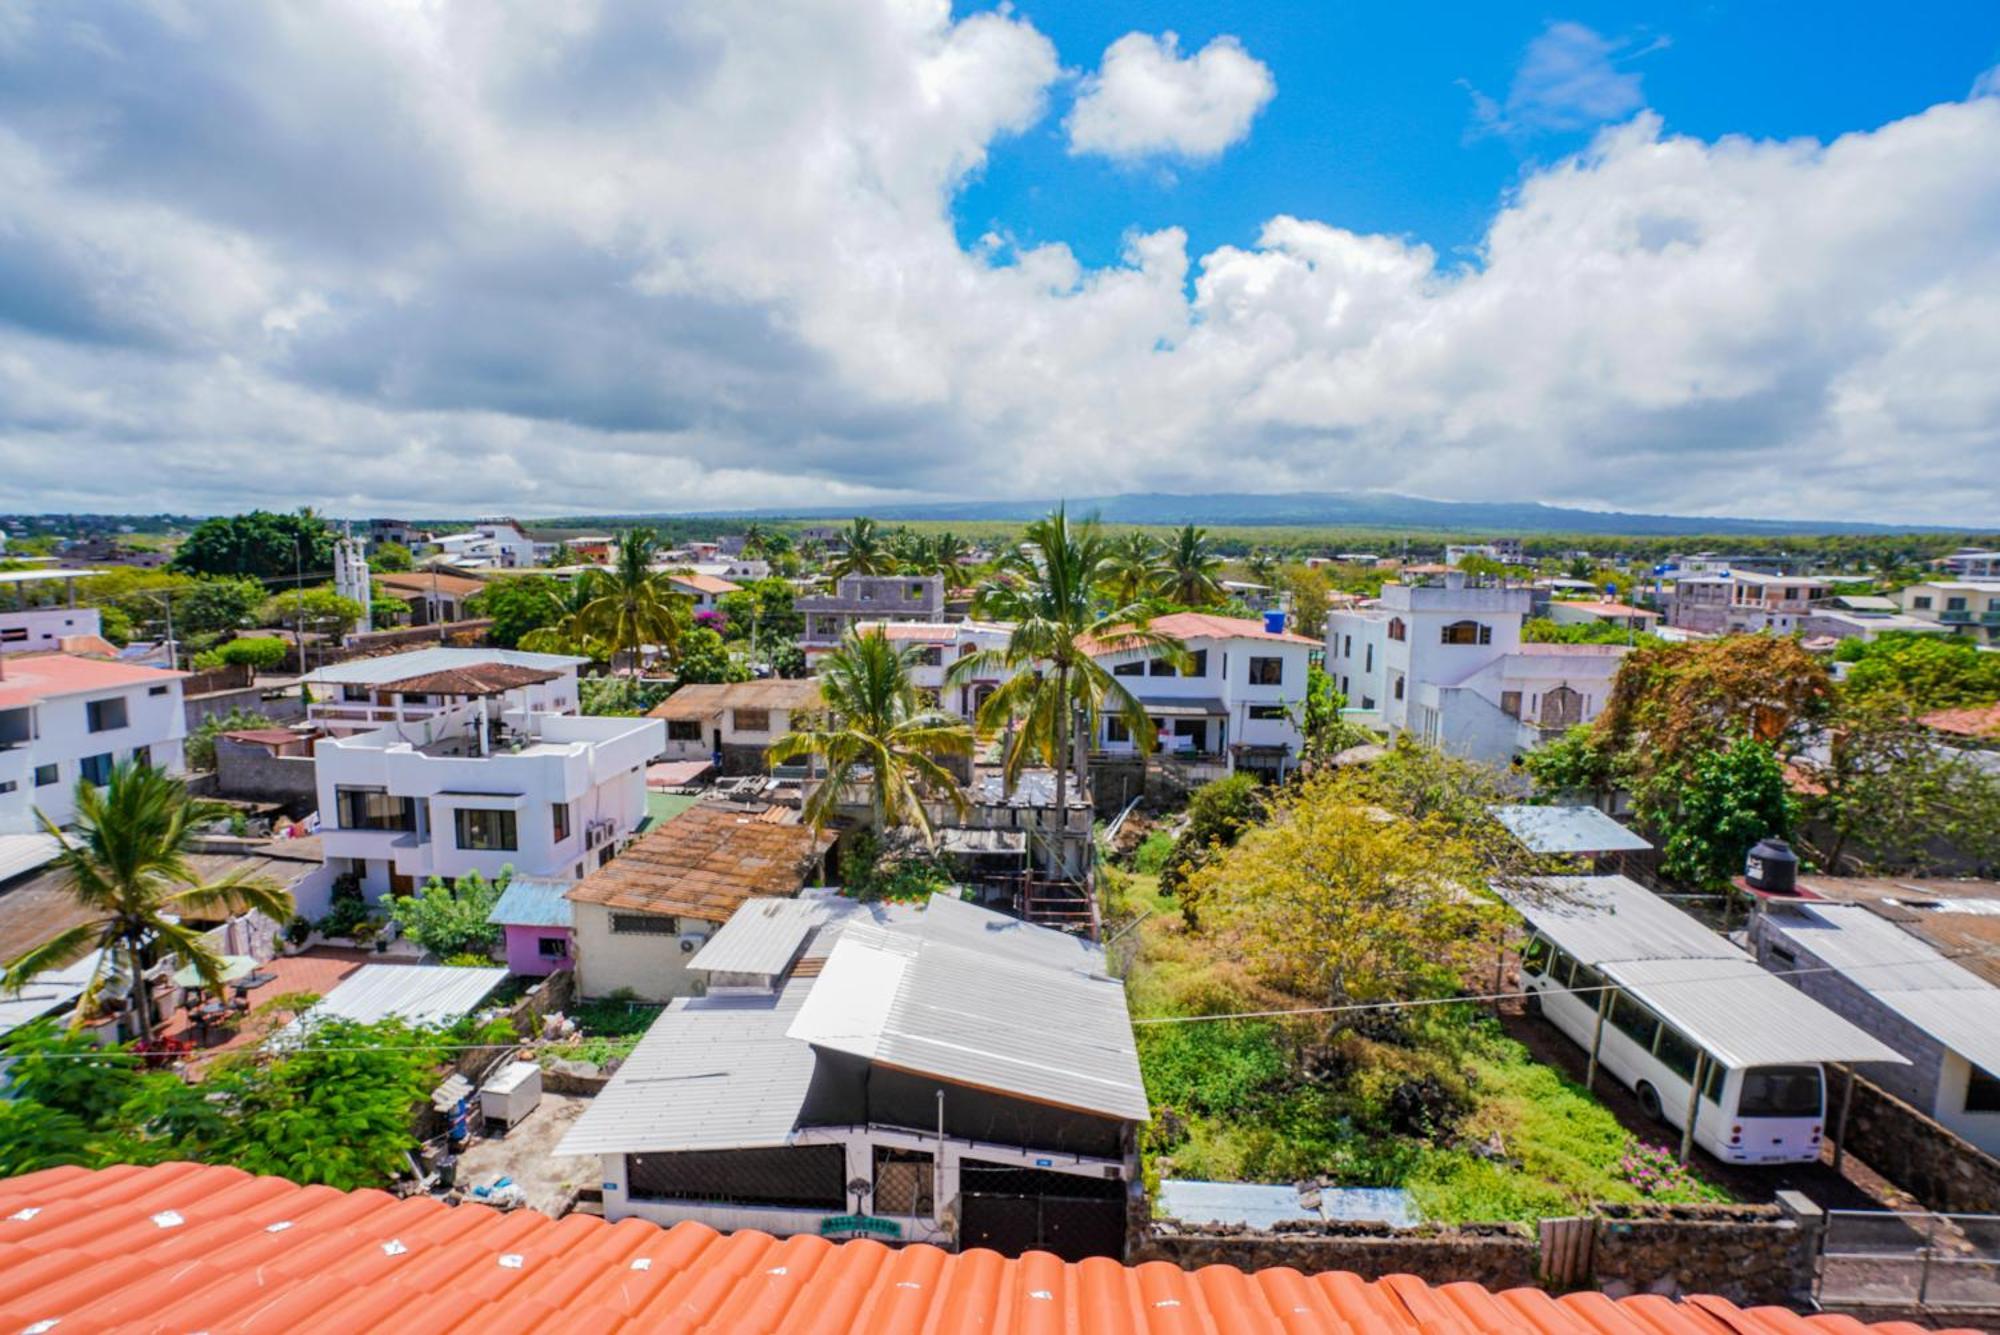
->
1845, 1077, 2000, 1214
1590, 1202, 1817, 1306
1130, 1221, 1540, 1291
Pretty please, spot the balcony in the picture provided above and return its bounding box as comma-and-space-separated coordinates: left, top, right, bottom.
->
1940, 610, 1975, 625
1982, 611, 2000, 626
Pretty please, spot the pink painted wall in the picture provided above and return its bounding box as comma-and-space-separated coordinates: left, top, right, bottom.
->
505, 925, 573, 977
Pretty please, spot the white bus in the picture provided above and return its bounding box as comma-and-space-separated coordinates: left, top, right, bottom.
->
1520, 930, 1827, 1165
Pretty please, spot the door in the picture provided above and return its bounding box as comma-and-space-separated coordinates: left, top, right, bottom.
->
957, 1162, 1126, 1262
389, 870, 415, 896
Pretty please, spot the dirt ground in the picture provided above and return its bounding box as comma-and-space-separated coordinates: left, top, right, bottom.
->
1494, 997, 1918, 1213
445, 1091, 596, 1216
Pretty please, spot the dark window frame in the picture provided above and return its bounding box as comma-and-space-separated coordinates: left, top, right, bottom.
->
454, 806, 518, 852
1247, 656, 1283, 685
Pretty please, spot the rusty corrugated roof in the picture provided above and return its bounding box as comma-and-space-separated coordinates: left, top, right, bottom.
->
0, 1162, 1962, 1335
565, 803, 833, 922
647, 678, 824, 722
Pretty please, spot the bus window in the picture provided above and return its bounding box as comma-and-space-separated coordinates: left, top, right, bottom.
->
1609, 995, 1661, 1051
1704, 1060, 1726, 1104
1654, 1025, 1700, 1081
1549, 948, 1576, 987
1520, 935, 1551, 979
1572, 963, 1607, 1003
1738, 1066, 1822, 1118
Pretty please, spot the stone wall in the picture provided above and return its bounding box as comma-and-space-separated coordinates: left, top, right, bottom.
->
541, 1064, 612, 1096
213, 737, 319, 810
1590, 1200, 1818, 1306
1130, 1221, 1540, 1291
1845, 1076, 2000, 1214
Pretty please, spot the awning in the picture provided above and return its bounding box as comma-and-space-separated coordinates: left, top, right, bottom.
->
1138, 697, 1228, 718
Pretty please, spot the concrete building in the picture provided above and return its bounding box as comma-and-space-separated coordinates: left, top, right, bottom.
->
851, 620, 1015, 721
563, 803, 834, 1002
372, 570, 487, 626
797, 575, 945, 661
1326, 571, 1626, 766
1800, 594, 1952, 645
313, 682, 660, 901
0, 570, 106, 656
1666, 572, 1833, 636
0, 654, 188, 831
485, 876, 576, 977
663, 572, 742, 612
301, 647, 584, 737
1086, 612, 1316, 780
1897, 580, 2000, 643
426, 517, 555, 570
648, 678, 823, 774
1937, 549, 2000, 580
558, 890, 1144, 1260
1545, 600, 1661, 634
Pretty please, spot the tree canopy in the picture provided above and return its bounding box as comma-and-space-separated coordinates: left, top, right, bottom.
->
171, 509, 333, 581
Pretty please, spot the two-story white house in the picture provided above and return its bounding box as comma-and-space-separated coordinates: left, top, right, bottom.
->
1327, 570, 1627, 766
1899, 580, 2000, 644
0, 654, 188, 831
0, 571, 106, 657
312, 681, 662, 901
852, 620, 1016, 720
1085, 613, 1316, 781
301, 648, 584, 737
426, 517, 557, 570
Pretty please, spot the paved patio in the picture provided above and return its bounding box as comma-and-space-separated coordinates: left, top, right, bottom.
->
159, 947, 403, 1057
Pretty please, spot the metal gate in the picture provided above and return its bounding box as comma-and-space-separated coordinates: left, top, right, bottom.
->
958, 1163, 1126, 1262
1818, 1209, 2000, 1311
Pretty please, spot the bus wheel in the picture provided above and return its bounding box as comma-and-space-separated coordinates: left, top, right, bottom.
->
1524, 992, 1542, 1018
1636, 1082, 1665, 1122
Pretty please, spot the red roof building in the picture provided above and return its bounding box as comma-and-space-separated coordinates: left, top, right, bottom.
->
0, 1162, 1962, 1334
0, 652, 186, 712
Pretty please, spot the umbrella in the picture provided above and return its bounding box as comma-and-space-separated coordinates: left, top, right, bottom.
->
172, 954, 257, 989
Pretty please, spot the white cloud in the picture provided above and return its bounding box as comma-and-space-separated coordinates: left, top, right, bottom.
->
1466, 21, 1663, 137
1067, 31, 1275, 162
0, 3, 1995, 523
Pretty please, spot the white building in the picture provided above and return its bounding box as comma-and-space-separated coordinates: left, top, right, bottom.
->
663, 572, 742, 612
0, 571, 110, 657
648, 678, 823, 774
1087, 612, 1316, 780
1326, 571, 1627, 766
0, 654, 188, 831
427, 518, 553, 570
301, 647, 584, 737
558, 890, 1143, 1260
1666, 571, 1832, 636
332, 538, 371, 637
1937, 550, 2000, 580
313, 686, 661, 900
1898, 580, 2000, 644
852, 620, 1015, 720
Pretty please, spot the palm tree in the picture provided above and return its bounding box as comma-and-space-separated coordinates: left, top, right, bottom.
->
1103, 531, 1165, 606
1244, 548, 1281, 587
931, 531, 971, 579
948, 506, 1185, 873
2, 763, 291, 1038
580, 529, 690, 677
768, 629, 972, 841
738, 523, 768, 558
1161, 523, 1225, 606
519, 571, 608, 662
826, 517, 893, 580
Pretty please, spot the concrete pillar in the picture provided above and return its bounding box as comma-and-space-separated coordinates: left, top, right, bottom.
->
1773, 1189, 1824, 1302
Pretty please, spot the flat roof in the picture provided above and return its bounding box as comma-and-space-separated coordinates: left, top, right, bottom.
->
0, 569, 106, 585
1490, 805, 1653, 856
1505, 876, 1905, 1069
0, 653, 186, 710
303, 647, 583, 686
687, 896, 825, 976
296, 963, 506, 1029
565, 804, 834, 922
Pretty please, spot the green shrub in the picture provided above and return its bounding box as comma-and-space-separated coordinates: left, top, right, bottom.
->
573, 990, 664, 1038
1129, 829, 1174, 874
214, 636, 289, 670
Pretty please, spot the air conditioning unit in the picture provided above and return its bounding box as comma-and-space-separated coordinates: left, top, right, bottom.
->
678, 933, 704, 954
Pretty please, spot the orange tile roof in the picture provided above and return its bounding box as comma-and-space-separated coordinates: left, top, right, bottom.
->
1557, 600, 1660, 618
0, 1163, 1959, 1335
566, 803, 834, 921
0, 652, 186, 711
376, 570, 488, 600
668, 572, 744, 596
1083, 611, 1318, 654
1922, 702, 2000, 740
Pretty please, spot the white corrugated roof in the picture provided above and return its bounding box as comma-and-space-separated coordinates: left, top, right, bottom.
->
1763, 902, 2000, 1076
299, 964, 507, 1028
1507, 877, 1905, 1069
0, 832, 64, 884
688, 897, 826, 976
303, 647, 584, 686
0, 951, 101, 1040
1491, 805, 1653, 856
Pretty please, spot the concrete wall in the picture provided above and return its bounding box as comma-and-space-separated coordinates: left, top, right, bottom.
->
505, 923, 572, 976
0, 606, 102, 654
1131, 1224, 1541, 1291
213, 737, 320, 810
571, 900, 714, 1001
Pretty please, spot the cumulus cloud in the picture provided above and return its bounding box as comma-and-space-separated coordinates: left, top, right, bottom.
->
1066, 31, 1276, 162
0, 2, 1995, 523
1465, 21, 1664, 138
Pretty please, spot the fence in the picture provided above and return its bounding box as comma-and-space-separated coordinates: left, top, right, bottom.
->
1818, 1209, 2000, 1311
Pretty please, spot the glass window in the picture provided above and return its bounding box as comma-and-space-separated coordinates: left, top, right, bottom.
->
336, 786, 416, 832
611, 912, 678, 935
1705, 1060, 1726, 1103
667, 719, 702, 741
552, 802, 572, 843
130, 746, 151, 769
538, 936, 570, 958
1148, 657, 1177, 677
342, 684, 371, 702
1947, 596, 1968, 612
1185, 650, 1208, 677
0, 781, 13, 795
1112, 660, 1144, 677
1364, 644, 1373, 672
1247, 704, 1288, 720
1967, 1066, 2000, 1114
732, 708, 771, 733
1441, 620, 1491, 646
1609, 995, 1661, 1051
1737, 1065, 1821, 1117
34, 764, 58, 787
86, 698, 128, 732
1572, 963, 1607, 1003
1913, 595, 1933, 610
1655, 1026, 1701, 1081
148, 684, 169, 697
1393, 675, 1404, 701
1248, 657, 1283, 685
1105, 717, 1131, 743
1519, 935, 1551, 978
79, 753, 113, 787
1387, 618, 1406, 642
914, 646, 943, 667
454, 807, 518, 852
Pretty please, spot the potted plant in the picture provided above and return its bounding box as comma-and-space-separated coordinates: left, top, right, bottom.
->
281, 916, 314, 955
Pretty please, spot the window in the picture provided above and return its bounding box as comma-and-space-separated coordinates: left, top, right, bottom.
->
914, 646, 943, 667
1913, 595, 1934, 610
1387, 617, 1406, 642
552, 802, 572, 843
85, 698, 128, 732
342, 684, 371, 702
1184, 649, 1208, 677
34, 764, 58, 787
611, 912, 678, 935
148, 684, 169, 697
1571, 963, 1607, 1003
1737, 1066, 1822, 1118
454, 807, 518, 851
906, 583, 925, 600
1608, 995, 1661, 1052
130, 746, 151, 769
1500, 691, 1522, 719
1947, 596, 1968, 612
0, 781, 13, 795
0, 628, 25, 644
1248, 656, 1283, 685
1654, 1027, 1702, 1082
79, 752, 113, 787
666, 719, 702, 741
1767, 942, 1796, 967
1105, 717, 1132, 743
1112, 660, 1144, 677
335, 787, 417, 831
1363, 644, 1373, 673
732, 708, 771, 733
1392, 675, 1404, 701
1148, 657, 1177, 677
538, 936, 570, 959
1440, 620, 1491, 646
1342, 635, 1352, 657
1248, 704, 1288, 721
401, 692, 430, 705
1967, 1066, 2000, 1114
1545, 947, 1577, 988
1361, 695, 1376, 710
1520, 935, 1551, 978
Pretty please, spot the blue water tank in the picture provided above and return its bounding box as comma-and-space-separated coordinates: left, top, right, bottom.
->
1263, 609, 1287, 635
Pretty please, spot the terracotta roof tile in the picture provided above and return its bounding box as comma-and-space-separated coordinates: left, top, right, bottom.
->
0, 652, 186, 711
565, 803, 834, 921
1921, 702, 2000, 740
0, 1163, 1966, 1335
1081, 612, 1318, 655
376, 571, 488, 600
376, 663, 563, 697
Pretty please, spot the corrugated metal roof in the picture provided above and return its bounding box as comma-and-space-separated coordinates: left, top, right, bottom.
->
3, 1162, 1957, 1335
0, 831, 63, 884
0, 951, 100, 1040
1158, 1179, 1420, 1230
788, 908, 1147, 1122
1490, 805, 1653, 856
302, 647, 583, 685
485, 877, 574, 929
1763, 902, 2000, 1075
298, 963, 507, 1028
556, 983, 816, 1156
687, 896, 825, 976
566, 804, 834, 921
1507, 877, 1905, 1069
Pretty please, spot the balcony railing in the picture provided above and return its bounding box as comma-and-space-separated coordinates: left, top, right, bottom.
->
1940, 610, 1974, 625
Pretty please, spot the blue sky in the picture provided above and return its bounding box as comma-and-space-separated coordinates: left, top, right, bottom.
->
958, 2, 2000, 270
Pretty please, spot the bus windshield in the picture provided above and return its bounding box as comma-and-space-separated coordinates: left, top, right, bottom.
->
1737, 1065, 1823, 1118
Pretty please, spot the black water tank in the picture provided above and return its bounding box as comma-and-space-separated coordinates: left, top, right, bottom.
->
1745, 836, 1799, 895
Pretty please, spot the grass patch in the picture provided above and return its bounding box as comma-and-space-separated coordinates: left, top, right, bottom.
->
1128, 830, 1175, 875
571, 993, 664, 1038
